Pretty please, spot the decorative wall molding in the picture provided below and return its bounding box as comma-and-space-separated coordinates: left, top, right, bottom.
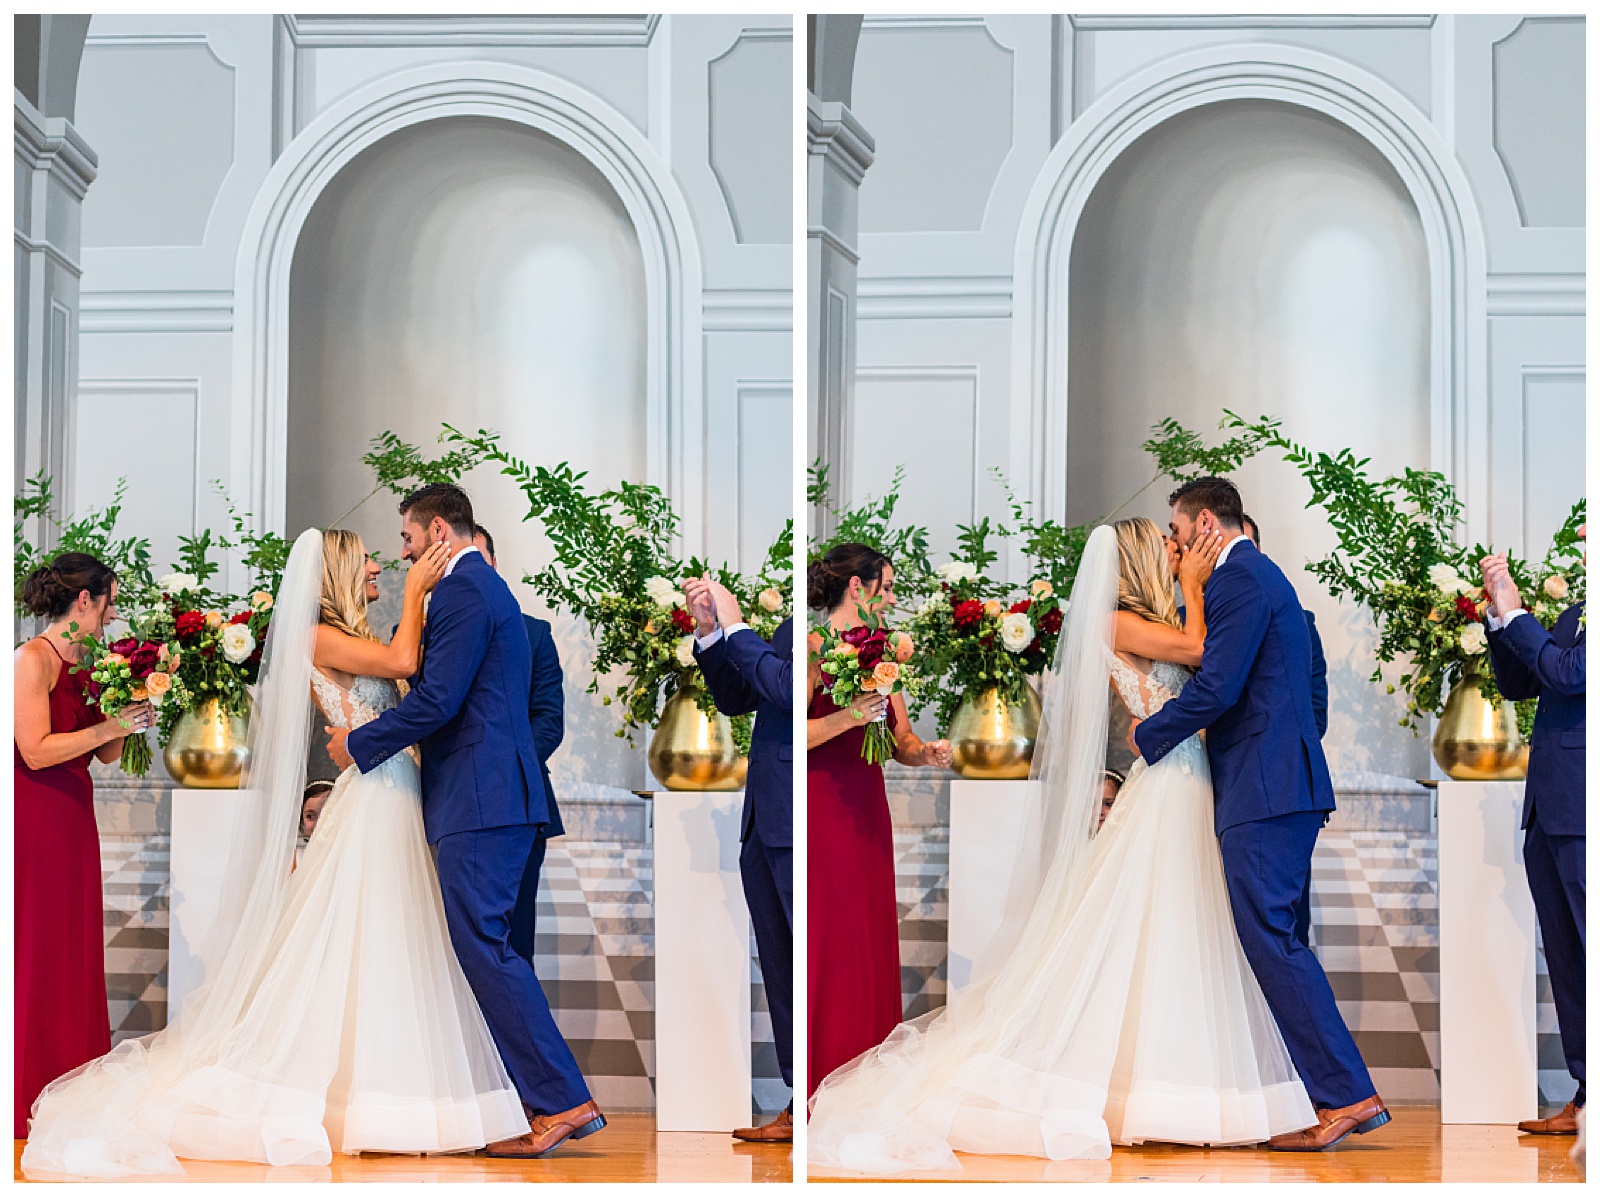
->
702, 289, 792, 333
1069, 15, 1437, 31
81, 289, 234, 333
1490, 17, 1586, 230
861, 16, 991, 31
280, 15, 661, 49
857, 275, 1012, 321
855, 365, 982, 523
1486, 273, 1586, 317
807, 98, 875, 188
707, 27, 793, 245
74, 376, 202, 536
232, 62, 706, 557
1519, 364, 1586, 551
14, 96, 98, 202
1012, 44, 1491, 541
734, 377, 795, 562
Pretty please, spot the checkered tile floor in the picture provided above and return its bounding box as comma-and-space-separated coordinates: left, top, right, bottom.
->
98, 834, 785, 1115
893, 826, 1573, 1106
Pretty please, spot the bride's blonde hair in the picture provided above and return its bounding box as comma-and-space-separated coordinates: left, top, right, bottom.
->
1113, 517, 1181, 630
320, 529, 378, 643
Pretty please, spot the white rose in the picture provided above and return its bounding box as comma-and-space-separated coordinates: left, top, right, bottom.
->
1427, 563, 1469, 595
758, 587, 783, 613
1544, 575, 1568, 601
644, 575, 679, 605
220, 624, 256, 664
935, 561, 978, 583
675, 635, 697, 668
158, 572, 199, 594
1459, 622, 1487, 655
1000, 611, 1034, 653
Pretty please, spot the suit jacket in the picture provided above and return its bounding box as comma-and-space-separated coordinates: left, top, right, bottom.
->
1179, 602, 1327, 736
694, 618, 793, 848
1486, 602, 1585, 835
524, 613, 566, 840
1136, 538, 1335, 835
349, 552, 545, 844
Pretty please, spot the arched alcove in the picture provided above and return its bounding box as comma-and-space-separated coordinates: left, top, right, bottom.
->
1066, 99, 1431, 775
284, 115, 649, 787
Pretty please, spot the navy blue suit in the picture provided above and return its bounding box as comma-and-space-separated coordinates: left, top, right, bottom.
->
349, 550, 589, 1115
695, 617, 793, 1091
1137, 538, 1374, 1110
511, 614, 566, 966
1296, 610, 1329, 950
1487, 602, 1585, 1106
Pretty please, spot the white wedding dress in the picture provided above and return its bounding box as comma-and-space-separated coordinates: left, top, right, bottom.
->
22, 532, 528, 1179
807, 529, 1316, 1170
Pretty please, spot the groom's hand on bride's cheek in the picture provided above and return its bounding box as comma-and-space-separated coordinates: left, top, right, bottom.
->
326, 726, 354, 771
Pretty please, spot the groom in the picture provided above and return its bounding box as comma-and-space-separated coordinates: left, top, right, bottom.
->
327, 483, 603, 1157
1131, 477, 1386, 1152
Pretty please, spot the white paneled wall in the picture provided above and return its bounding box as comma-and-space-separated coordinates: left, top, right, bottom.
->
841, 15, 1585, 776
67, 14, 792, 793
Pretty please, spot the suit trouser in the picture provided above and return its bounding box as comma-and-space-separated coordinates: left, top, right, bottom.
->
510, 833, 549, 961
1525, 814, 1586, 1107
1220, 809, 1375, 1111
742, 830, 794, 1091
435, 824, 590, 1115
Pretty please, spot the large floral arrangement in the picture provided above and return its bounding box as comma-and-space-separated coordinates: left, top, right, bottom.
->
1226, 412, 1586, 736
71, 633, 186, 775
907, 519, 1066, 736
812, 609, 920, 764
442, 426, 792, 755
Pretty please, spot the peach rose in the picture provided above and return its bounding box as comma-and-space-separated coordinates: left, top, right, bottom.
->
129, 685, 148, 701
871, 660, 900, 689
144, 672, 171, 697
104, 653, 128, 666
758, 587, 783, 613
204, 610, 224, 629
251, 590, 274, 611
891, 631, 914, 663
983, 599, 1004, 619
1030, 579, 1053, 599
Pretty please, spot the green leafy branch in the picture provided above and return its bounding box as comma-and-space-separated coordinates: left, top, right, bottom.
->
14, 472, 154, 617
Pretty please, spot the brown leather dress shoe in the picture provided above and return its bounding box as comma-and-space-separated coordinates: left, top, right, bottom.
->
1268, 1094, 1391, 1151
1519, 1100, 1581, 1135
484, 1100, 607, 1158
733, 1104, 793, 1143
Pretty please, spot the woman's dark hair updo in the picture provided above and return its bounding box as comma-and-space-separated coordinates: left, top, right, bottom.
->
808, 543, 892, 612
22, 553, 116, 620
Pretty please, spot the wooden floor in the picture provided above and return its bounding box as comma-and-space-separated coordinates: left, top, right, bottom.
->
806, 1107, 1584, 1184
15, 1113, 792, 1184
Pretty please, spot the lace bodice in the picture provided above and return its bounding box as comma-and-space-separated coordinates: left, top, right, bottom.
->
311, 668, 400, 730
1108, 656, 1191, 721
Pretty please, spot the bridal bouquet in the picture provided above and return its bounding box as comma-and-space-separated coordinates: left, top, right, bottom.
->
1226, 412, 1586, 735
70, 633, 187, 775
812, 613, 919, 765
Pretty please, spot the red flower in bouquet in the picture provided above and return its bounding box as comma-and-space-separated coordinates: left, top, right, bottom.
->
1453, 594, 1480, 621
126, 644, 161, 676
109, 636, 141, 658
174, 610, 206, 639
228, 610, 253, 626
842, 625, 888, 669
1009, 600, 1032, 615
952, 599, 985, 632
1039, 607, 1063, 636
669, 607, 694, 635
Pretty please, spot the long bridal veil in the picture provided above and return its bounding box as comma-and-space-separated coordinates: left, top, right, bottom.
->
23, 529, 325, 1177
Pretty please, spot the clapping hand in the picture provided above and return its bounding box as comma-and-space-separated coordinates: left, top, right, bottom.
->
1478, 553, 1522, 620
683, 574, 718, 637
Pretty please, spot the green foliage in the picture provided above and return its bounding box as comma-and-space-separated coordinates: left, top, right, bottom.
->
807, 460, 935, 603
1142, 415, 1282, 485
361, 430, 490, 497
14, 473, 154, 617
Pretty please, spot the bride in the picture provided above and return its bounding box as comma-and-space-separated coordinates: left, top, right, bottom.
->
22, 528, 531, 1177
807, 518, 1318, 1169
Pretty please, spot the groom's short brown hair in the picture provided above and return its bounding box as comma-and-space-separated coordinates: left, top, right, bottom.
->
1169, 476, 1244, 529
399, 482, 475, 537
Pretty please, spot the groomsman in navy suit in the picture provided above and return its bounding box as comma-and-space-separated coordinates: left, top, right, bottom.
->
472, 525, 567, 961
1482, 530, 1586, 1135
1134, 478, 1385, 1151
684, 573, 793, 1143
1243, 514, 1328, 952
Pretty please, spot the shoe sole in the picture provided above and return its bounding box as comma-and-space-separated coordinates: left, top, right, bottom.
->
484, 1115, 608, 1159
1270, 1108, 1391, 1152
1517, 1128, 1578, 1136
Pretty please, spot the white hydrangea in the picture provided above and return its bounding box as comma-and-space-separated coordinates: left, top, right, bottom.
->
1000, 611, 1034, 653
1459, 622, 1487, 655
675, 635, 696, 668
935, 561, 979, 583
644, 575, 685, 610
220, 624, 256, 664
158, 571, 199, 595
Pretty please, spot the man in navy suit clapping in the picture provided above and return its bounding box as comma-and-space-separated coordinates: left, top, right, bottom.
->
684, 573, 793, 1144
1482, 529, 1586, 1136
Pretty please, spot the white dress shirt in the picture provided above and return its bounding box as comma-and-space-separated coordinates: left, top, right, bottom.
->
1212, 533, 1252, 571
441, 543, 480, 578
696, 621, 750, 651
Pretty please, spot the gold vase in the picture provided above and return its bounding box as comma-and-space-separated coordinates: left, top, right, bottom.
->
162, 696, 251, 788
949, 684, 1042, 780
647, 685, 747, 792
1431, 672, 1528, 781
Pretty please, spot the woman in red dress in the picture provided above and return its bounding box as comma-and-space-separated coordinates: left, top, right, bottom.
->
14, 554, 153, 1138
806, 544, 952, 1097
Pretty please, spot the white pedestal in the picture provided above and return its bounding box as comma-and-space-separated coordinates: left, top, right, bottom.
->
948, 780, 1036, 992
1437, 780, 1538, 1124
651, 789, 752, 1132
168, 788, 248, 1022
